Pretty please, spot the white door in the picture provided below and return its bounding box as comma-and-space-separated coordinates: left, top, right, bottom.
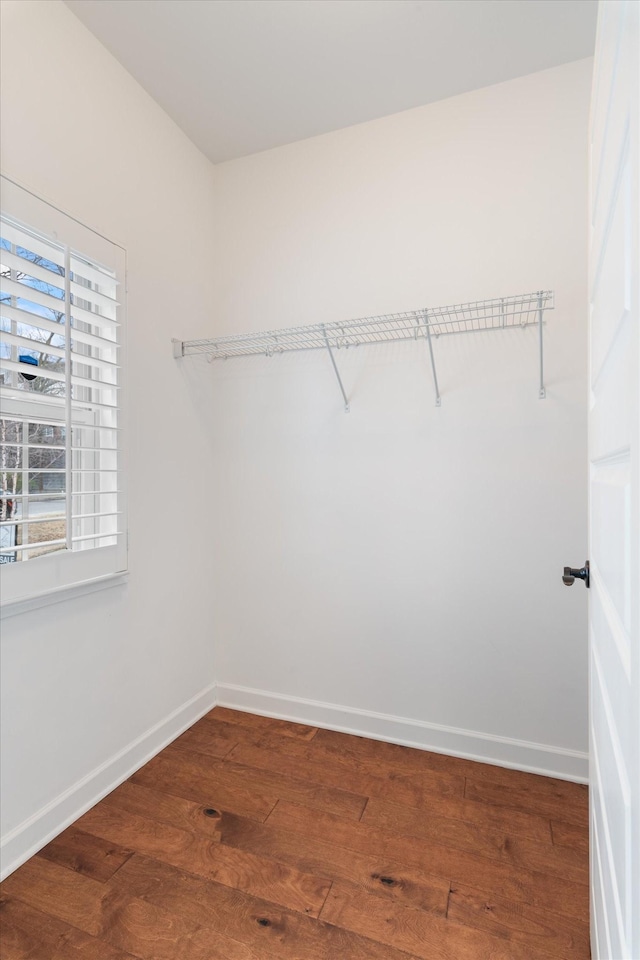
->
588, 2, 639, 958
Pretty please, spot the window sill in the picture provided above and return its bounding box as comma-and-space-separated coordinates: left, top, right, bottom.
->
0, 571, 129, 620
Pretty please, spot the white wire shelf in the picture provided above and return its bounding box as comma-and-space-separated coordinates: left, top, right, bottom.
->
173, 290, 554, 410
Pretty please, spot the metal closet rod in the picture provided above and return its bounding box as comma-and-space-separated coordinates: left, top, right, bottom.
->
172, 289, 554, 411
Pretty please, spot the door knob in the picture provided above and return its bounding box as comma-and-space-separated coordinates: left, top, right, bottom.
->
562, 561, 590, 588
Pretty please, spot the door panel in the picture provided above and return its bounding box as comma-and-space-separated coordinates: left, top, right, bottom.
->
592, 458, 632, 635
588, 2, 639, 958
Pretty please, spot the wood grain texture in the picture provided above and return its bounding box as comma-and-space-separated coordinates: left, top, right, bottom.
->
76, 799, 329, 916
0, 896, 137, 960
314, 727, 587, 797
447, 883, 592, 960
320, 878, 568, 960
102, 780, 225, 842
1, 857, 113, 937
206, 707, 319, 741
132, 741, 367, 821
131, 748, 279, 821
164, 739, 367, 820
96, 895, 253, 960
465, 775, 589, 826
227, 735, 466, 806
267, 799, 589, 918
114, 854, 423, 960
551, 819, 591, 853
0, 711, 590, 959
38, 827, 133, 883
219, 810, 451, 915
171, 717, 242, 760
361, 790, 553, 843
359, 795, 588, 883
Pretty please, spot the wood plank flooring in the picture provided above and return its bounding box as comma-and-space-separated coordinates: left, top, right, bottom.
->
0, 708, 590, 959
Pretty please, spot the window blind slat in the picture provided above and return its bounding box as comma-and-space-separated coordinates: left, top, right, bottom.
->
1, 386, 118, 413
70, 279, 119, 312
70, 255, 119, 289
0, 490, 124, 500
1, 303, 66, 338
1, 357, 66, 382
1, 304, 119, 355
0, 443, 67, 451
70, 372, 119, 391
1, 330, 66, 358
1, 517, 64, 528
0, 468, 117, 474
1, 249, 66, 287
0, 495, 64, 502
70, 302, 120, 331
71, 327, 119, 352
72, 396, 119, 412
1, 389, 67, 414
1, 538, 67, 554
0, 220, 65, 266
70, 530, 123, 544
72, 353, 118, 374
2, 467, 66, 474
0, 511, 121, 528
70, 423, 121, 433
1, 192, 125, 597
1, 276, 65, 312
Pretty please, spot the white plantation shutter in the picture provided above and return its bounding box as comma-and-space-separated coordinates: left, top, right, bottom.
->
0, 178, 126, 604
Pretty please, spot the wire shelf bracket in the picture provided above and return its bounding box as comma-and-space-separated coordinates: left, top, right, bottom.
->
322, 323, 350, 412
172, 290, 554, 410
422, 311, 441, 408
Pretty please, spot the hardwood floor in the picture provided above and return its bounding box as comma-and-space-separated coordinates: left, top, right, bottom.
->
0, 708, 590, 959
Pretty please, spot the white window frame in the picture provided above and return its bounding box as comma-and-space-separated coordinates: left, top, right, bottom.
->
0, 177, 127, 612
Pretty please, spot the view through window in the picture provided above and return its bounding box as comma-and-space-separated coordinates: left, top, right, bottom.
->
0, 179, 126, 602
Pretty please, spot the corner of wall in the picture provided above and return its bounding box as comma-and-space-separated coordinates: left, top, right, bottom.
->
0, 681, 218, 881
215, 683, 589, 783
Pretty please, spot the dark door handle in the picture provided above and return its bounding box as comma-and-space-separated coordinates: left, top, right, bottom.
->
563, 561, 590, 588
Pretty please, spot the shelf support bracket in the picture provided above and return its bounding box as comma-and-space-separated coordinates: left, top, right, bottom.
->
537, 292, 545, 399
422, 313, 441, 407
172, 339, 184, 359
322, 325, 350, 412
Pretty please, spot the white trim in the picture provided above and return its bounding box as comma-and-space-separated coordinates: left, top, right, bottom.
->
0, 680, 217, 881
0, 180, 128, 604
215, 682, 589, 783
0, 678, 589, 882
0, 571, 129, 619
0, 174, 127, 255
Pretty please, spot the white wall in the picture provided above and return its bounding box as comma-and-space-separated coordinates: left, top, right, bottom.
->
0, 0, 591, 878
0, 0, 219, 876
205, 59, 592, 777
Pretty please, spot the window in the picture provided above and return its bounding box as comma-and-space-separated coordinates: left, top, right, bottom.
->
0, 178, 126, 605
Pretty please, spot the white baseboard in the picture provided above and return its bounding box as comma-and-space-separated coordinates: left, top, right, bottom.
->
0, 681, 217, 881
216, 682, 589, 783
1, 678, 589, 881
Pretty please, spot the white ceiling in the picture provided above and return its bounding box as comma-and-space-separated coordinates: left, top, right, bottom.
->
64, 0, 597, 164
